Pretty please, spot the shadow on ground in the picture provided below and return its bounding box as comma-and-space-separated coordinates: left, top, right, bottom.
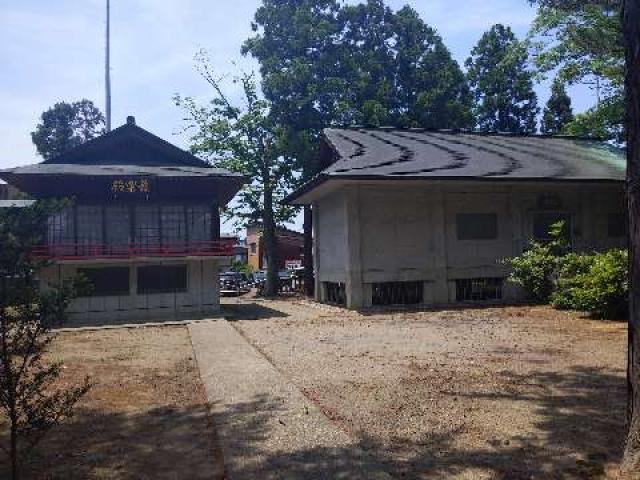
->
223, 302, 290, 321
0, 405, 224, 480
55, 310, 225, 330
213, 366, 625, 479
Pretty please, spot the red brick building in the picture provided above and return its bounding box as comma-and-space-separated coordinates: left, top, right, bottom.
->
246, 224, 304, 271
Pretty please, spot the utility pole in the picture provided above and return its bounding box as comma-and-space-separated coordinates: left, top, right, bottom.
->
105, 0, 112, 132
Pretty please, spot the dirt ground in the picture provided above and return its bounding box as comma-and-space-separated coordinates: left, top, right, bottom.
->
0, 325, 224, 480
226, 296, 628, 479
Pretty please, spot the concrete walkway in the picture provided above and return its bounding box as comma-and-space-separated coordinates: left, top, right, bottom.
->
188, 320, 391, 480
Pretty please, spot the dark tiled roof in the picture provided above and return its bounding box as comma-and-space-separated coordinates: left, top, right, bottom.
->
323, 128, 625, 179
1, 163, 242, 178
43, 121, 208, 167
286, 128, 625, 203
0, 120, 246, 205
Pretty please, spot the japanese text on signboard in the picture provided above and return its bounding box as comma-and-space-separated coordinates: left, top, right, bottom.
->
110, 179, 150, 194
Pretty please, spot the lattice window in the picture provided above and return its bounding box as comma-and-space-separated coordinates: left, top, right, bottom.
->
105, 205, 131, 246
372, 281, 423, 306
161, 205, 186, 244
455, 278, 503, 302
324, 282, 346, 306
135, 205, 160, 247
47, 207, 74, 250
76, 205, 103, 245
187, 205, 212, 242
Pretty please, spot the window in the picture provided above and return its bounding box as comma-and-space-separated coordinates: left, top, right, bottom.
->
105, 205, 130, 246
47, 207, 74, 245
533, 212, 571, 242
186, 205, 212, 241
137, 265, 187, 294
455, 278, 503, 302
135, 205, 160, 247
78, 267, 130, 297
608, 213, 627, 238
76, 205, 103, 244
372, 281, 423, 306
161, 205, 187, 244
324, 282, 346, 306
250, 242, 257, 254
456, 213, 498, 240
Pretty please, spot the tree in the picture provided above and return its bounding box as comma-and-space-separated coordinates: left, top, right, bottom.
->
31, 100, 105, 160
338, 2, 473, 128
243, 0, 473, 295
175, 60, 295, 296
0, 201, 91, 479
243, 0, 344, 297
541, 78, 574, 134
622, 0, 640, 472
466, 24, 539, 133
528, 0, 625, 140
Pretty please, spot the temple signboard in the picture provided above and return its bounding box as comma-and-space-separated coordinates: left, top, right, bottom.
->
110, 179, 151, 194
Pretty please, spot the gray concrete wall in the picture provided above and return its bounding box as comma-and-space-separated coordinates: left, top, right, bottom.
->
313, 182, 625, 309
313, 191, 349, 302
39, 258, 222, 323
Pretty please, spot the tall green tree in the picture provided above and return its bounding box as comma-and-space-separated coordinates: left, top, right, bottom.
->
528, 0, 625, 140
175, 60, 295, 296
466, 24, 539, 133
622, 0, 640, 472
244, 0, 472, 294
541, 78, 574, 134
0, 201, 91, 480
243, 0, 344, 295
338, 2, 473, 128
31, 100, 105, 160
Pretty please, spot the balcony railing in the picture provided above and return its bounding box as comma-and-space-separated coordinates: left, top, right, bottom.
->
31, 240, 235, 261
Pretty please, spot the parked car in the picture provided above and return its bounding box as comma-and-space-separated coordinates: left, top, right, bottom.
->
219, 272, 250, 296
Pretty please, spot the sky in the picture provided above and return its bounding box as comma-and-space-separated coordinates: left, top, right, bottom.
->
0, 0, 597, 232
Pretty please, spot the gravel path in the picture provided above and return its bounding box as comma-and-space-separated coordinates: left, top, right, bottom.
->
189, 319, 392, 480
227, 296, 627, 479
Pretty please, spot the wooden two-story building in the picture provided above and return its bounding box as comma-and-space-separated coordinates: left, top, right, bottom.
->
0, 117, 245, 322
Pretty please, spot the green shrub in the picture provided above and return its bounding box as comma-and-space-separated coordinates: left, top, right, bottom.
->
504, 243, 558, 303
504, 220, 628, 319
551, 253, 596, 309
552, 249, 628, 319
504, 221, 568, 303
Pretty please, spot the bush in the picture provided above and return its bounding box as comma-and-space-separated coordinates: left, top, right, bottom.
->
504, 243, 558, 303
504, 221, 567, 303
552, 249, 628, 319
504, 221, 628, 319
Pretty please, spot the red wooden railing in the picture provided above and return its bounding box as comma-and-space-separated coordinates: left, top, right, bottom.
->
31, 239, 235, 261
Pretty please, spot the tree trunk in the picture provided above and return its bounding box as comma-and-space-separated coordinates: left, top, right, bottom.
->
262, 185, 280, 297
11, 420, 18, 480
303, 206, 314, 297
622, 0, 640, 472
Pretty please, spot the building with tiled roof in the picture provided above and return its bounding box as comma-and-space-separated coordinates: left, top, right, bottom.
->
0, 116, 245, 322
287, 128, 626, 309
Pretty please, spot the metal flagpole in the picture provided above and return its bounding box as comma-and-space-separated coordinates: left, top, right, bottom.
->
105, 0, 112, 131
